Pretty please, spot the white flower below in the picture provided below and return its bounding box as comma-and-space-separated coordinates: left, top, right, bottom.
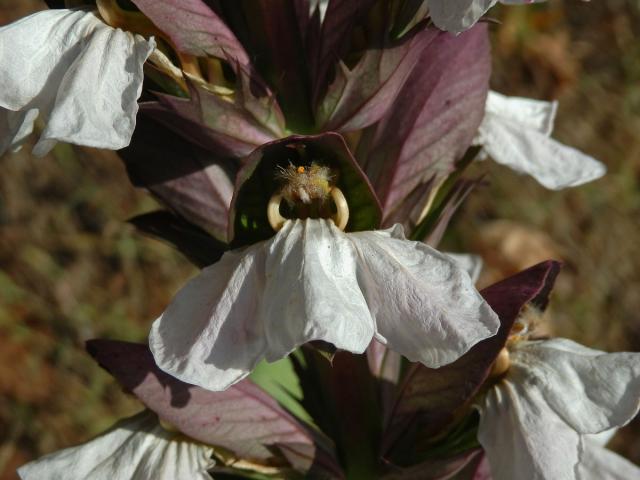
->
476, 338, 640, 480
150, 219, 499, 391
18, 411, 214, 480
0, 8, 155, 157
428, 1, 545, 34
474, 91, 606, 190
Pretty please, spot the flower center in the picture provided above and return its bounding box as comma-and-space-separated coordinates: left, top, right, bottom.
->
268, 163, 349, 231
276, 162, 333, 205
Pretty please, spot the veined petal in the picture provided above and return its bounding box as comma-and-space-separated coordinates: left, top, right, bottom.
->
479, 109, 606, 189
512, 339, 640, 434
149, 242, 268, 392
262, 220, 375, 360
0, 9, 154, 157
578, 438, 640, 480
350, 225, 499, 367
18, 411, 213, 480
477, 379, 580, 480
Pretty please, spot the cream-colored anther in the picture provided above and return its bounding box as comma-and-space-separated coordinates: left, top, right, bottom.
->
267, 193, 287, 231
489, 347, 511, 378
330, 187, 349, 231
159, 417, 180, 434
267, 187, 349, 232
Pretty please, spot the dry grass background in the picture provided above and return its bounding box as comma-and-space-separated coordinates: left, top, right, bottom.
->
0, 1, 639, 478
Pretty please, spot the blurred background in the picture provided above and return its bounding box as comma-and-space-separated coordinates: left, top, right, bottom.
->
0, 1, 639, 478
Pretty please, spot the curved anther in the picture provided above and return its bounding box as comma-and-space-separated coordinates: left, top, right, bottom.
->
159, 418, 180, 434
267, 188, 350, 232
267, 193, 287, 231
331, 187, 349, 231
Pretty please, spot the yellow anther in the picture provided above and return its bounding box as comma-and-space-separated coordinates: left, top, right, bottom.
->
159, 418, 180, 433
297, 166, 306, 174
489, 347, 511, 378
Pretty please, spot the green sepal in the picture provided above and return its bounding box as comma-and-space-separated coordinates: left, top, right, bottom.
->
409, 146, 481, 242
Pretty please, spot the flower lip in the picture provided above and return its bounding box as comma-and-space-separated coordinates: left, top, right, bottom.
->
150, 218, 499, 392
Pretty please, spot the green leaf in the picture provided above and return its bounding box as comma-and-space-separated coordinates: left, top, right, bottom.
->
129, 210, 227, 268
249, 357, 313, 425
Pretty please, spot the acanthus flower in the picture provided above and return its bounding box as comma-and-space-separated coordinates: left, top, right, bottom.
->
146, 133, 500, 392
0, 7, 154, 157
476, 335, 640, 479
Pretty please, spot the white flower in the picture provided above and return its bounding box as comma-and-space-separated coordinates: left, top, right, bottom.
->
428, 1, 546, 33
150, 219, 499, 391
476, 338, 640, 480
474, 91, 606, 190
0, 8, 155, 157
18, 411, 214, 480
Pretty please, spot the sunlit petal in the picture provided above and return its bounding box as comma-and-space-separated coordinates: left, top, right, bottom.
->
18, 412, 213, 480
351, 225, 498, 367
150, 242, 268, 392
0, 9, 154, 156
513, 339, 640, 434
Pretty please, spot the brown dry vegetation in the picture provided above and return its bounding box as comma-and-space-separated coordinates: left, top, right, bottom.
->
1, 1, 639, 478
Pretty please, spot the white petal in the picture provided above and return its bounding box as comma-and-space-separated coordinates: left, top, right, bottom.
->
445, 252, 483, 284
584, 428, 618, 447
513, 339, 640, 435
479, 110, 606, 189
262, 220, 374, 360
428, 0, 497, 33
477, 379, 581, 480
0, 9, 154, 156
150, 242, 268, 392
18, 411, 213, 480
350, 225, 499, 367
578, 439, 640, 480
485, 90, 557, 135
